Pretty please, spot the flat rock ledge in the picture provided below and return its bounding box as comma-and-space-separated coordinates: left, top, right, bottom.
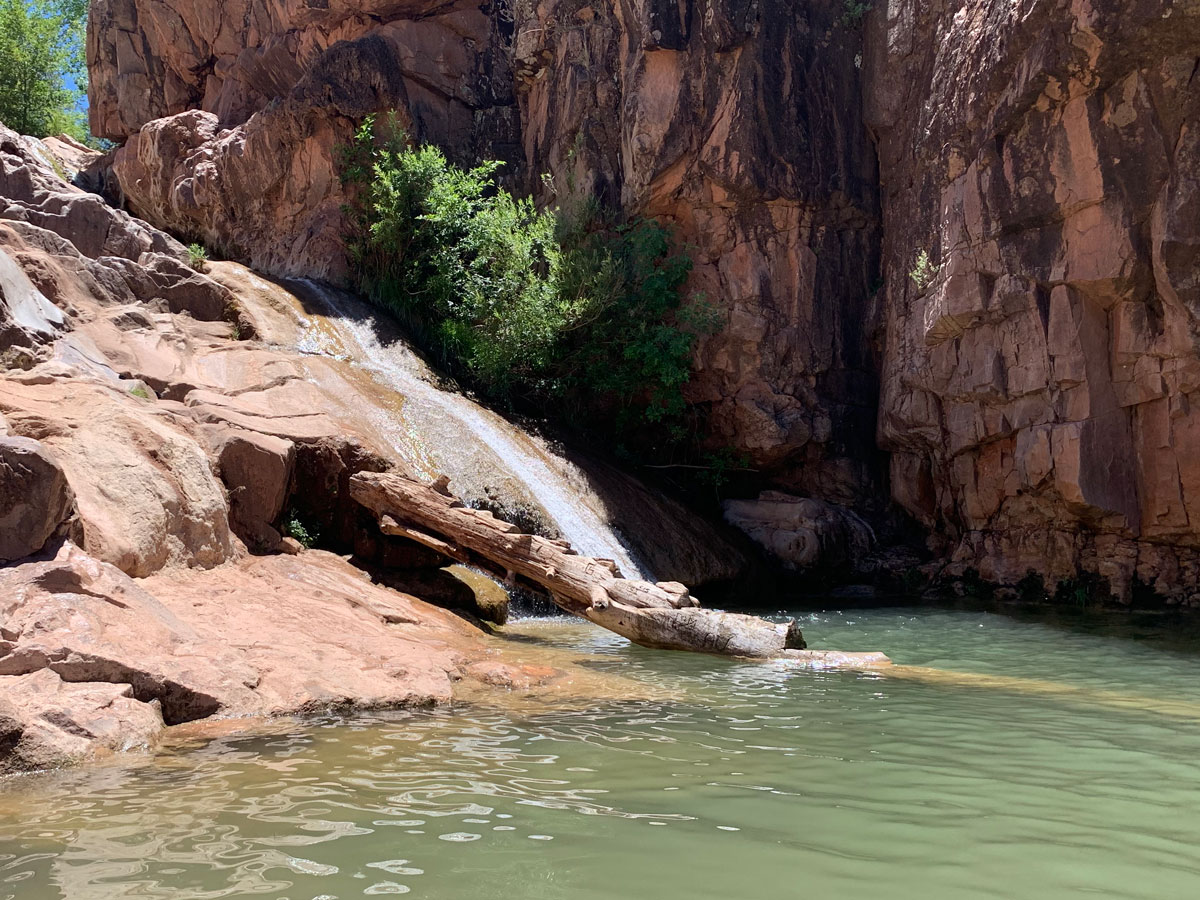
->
0, 543, 561, 776
0, 532, 890, 776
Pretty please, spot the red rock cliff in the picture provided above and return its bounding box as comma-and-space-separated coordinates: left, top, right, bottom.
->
87, 0, 883, 509
865, 0, 1200, 600
86, 0, 1200, 601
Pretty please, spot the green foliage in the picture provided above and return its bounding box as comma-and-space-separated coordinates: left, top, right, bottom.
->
341, 115, 712, 444
128, 385, 151, 400
187, 242, 210, 271
840, 0, 872, 27
909, 249, 938, 291
0, 0, 91, 141
283, 511, 318, 549
695, 448, 753, 492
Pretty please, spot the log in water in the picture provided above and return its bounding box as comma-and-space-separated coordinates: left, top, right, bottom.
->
351, 470, 886, 665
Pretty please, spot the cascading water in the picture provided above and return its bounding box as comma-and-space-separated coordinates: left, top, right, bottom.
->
287, 279, 650, 580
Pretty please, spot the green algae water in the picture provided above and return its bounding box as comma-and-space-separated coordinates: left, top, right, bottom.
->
5, 607, 1200, 899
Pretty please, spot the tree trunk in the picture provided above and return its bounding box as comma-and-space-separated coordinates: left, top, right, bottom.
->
350, 471, 884, 664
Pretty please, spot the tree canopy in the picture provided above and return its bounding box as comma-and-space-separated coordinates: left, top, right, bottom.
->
0, 0, 90, 141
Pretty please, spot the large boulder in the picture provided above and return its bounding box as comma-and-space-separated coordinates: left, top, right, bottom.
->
211, 427, 295, 550
0, 436, 75, 563
0, 375, 236, 577
0, 670, 166, 775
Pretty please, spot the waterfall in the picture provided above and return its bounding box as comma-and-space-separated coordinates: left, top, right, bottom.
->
289, 279, 651, 580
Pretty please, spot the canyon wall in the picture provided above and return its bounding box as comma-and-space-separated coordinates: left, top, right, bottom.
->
87, 0, 883, 507
866, 0, 1200, 600
85, 0, 1200, 600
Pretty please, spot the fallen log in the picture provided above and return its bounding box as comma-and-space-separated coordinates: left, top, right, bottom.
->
349, 471, 810, 658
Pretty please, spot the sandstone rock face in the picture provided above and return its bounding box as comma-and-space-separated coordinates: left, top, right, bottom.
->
723, 491, 875, 572
210, 428, 295, 551
89, 0, 882, 502
0, 436, 75, 563
865, 0, 1200, 601
0, 543, 496, 771
512, 0, 881, 503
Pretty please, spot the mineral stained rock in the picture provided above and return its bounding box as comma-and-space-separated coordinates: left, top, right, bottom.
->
866, 0, 1200, 600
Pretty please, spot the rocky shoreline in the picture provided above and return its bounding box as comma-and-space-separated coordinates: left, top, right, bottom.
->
0, 124, 749, 775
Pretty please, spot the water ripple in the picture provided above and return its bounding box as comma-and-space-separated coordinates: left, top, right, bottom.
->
3, 608, 1200, 899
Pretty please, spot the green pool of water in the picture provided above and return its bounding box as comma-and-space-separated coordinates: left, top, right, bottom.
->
4, 607, 1200, 899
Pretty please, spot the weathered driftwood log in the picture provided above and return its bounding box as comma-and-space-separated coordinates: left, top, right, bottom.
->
349, 471, 809, 658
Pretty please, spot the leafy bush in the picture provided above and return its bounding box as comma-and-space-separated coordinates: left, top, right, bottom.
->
909, 249, 938, 291
187, 243, 210, 271
341, 115, 712, 441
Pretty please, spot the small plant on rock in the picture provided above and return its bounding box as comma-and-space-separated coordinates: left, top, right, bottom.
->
909, 249, 938, 291
186, 242, 210, 271
283, 511, 318, 549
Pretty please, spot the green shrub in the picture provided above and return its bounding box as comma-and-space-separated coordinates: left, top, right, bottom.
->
341, 115, 712, 441
909, 249, 938, 291
282, 511, 318, 549
186, 243, 209, 271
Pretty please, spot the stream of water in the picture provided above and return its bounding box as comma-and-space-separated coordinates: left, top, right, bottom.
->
4, 606, 1200, 899
287, 280, 648, 579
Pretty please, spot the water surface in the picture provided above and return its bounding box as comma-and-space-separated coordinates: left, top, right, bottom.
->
3, 608, 1200, 899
